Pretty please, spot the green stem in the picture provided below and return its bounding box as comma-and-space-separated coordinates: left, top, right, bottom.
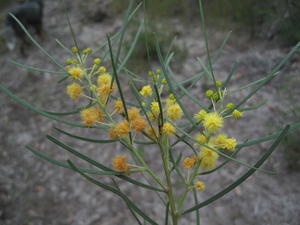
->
160, 136, 179, 225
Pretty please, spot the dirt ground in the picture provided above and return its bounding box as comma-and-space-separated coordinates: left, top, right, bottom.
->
1, 1, 300, 225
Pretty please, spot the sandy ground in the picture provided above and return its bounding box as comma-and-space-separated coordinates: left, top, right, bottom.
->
1, 1, 300, 225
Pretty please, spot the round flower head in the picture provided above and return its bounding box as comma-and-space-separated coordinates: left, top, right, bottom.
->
183, 156, 197, 169
68, 67, 84, 80
112, 156, 131, 172
151, 102, 160, 118
195, 181, 206, 191
66, 83, 83, 99
80, 107, 104, 126
140, 85, 153, 97
94, 58, 101, 65
115, 120, 131, 138
97, 84, 114, 96
65, 58, 73, 65
114, 100, 124, 114
97, 73, 112, 86
166, 94, 177, 106
83, 48, 93, 54
224, 138, 237, 151
205, 90, 214, 98
98, 66, 107, 73
128, 107, 141, 121
167, 103, 183, 121
109, 127, 120, 139
194, 109, 207, 122
162, 122, 176, 136
71, 47, 78, 53
131, 117, 148, 132
232, 109, 243, 119
226, 103, 235, 110
198, 145, 219, 170
215, 80, 223, 88
202, 112, 224, 133
195, 133, 207, 144
213, 134, 228, 147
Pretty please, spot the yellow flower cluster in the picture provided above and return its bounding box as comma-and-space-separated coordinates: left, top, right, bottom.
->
167, 103, 183, 121
140, 85, 153, 97
66, 83, 83, 99
112, 156, 131, 172
162, 122, 176, 136
195, 181, 206, 191
68, 67, 84, 80
183, 156, 197, 169
80, 107, 104, 126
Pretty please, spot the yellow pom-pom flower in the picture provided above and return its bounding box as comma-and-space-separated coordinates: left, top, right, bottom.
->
226, 103, 235, 110
167, 103, 183, 121
213, 134, 228, 147
202, 112, 224, 133
232, 109, 243, 119
205, 90, 214, 98
68, 67, 84, 80
71, 47, 78, 53
166, 94, 177, 106
80, 107, 104, 126
145, 126, 158, 139
94, 58, 101, 65
151, 102, 160, 118
224, 138, 237, 151
195, 181, 206, 191
109, 127, 120, 139
98, 66, 107, 73
114, 120, 131, 138
112, 156, 131, 172
140, 85, 153, 97
194, 109, 207, 122
131, 118, 148, 132
162, 122, 176, 136
97, 73, 112, 86
128, 107, 141, 121
198, 145, 219, 169
183, 156, 197, 169
114, 100, 124, 114
66, 83, 83, 99
195, 134, 207, 144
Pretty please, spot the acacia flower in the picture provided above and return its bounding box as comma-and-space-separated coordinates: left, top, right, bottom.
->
112, 156, 131, 172
131, 117, 148, 132
198, 145, 219, 169
205, 90, 214, 98
162, 122, 176, 136
68, 67, 84, 80
66, 83, 83, 99
232, 109, 243, 119
98, 66, 107, 73
94, 58, 101, 65
109, 127, 120, 139
97, 73, 112, 86
224, 138, 237, 151
194, 109, 207, 122
202, 112, 224, 133
195, 181, 206, 191
166, 94, 177, 106
183, 156, 197, 169
114, 100, 124, 114
213, 134, 228, 147
215, 80, 223, 88
151, 102, 160, 118
226, 103, 235, 109
128, 107, 141, 121
195, 133, 207, 144
167, 103, 183, 121
80, 107, 104, 126
140, 85, 153, 97
115, 120, 131, 138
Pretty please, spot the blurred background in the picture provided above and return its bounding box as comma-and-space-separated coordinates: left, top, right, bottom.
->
0, 0, 299, 225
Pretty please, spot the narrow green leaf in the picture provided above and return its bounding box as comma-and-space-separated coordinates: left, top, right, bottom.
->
46, 135, 164, 192
25, 146, 138, 175
55, 39, 72, 54
240, 100, 267, 112
183, 125, 290, 215
9, 13, 64, 70
164, 202, 170, 225
0, 85, 86, 128
54, 127, 116, 143
8, 60, 66, 75
154, 34, 197, 126
68, 160, 159, 225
